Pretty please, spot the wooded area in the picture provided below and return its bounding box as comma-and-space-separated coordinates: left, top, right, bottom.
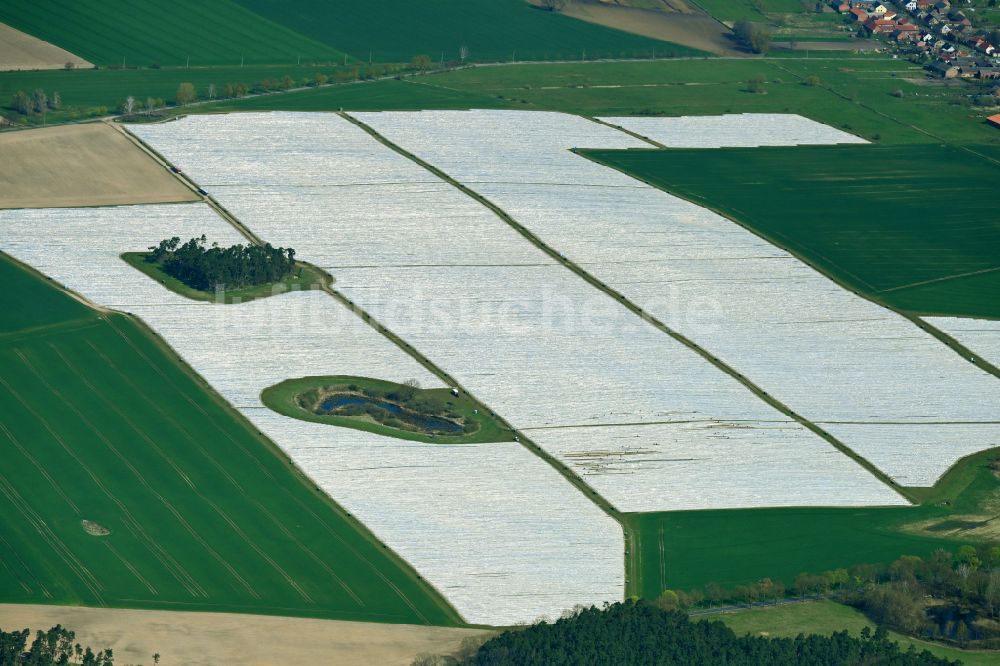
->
146, 235, 296, 291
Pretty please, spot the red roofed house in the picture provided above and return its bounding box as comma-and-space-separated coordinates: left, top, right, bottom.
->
850, 7, 869, 20
893, 24, 921, 41
987, 114, 1000, 129
865, 18, 898, 33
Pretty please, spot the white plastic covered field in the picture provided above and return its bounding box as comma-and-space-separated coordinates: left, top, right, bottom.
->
0, 203, 625, 626
129, 113, 908, 511
600, 113, 868, 148
350, 110, 1000, 487
924, 317, 1000, 367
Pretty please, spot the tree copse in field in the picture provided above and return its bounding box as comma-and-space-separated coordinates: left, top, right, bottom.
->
147, 236, 296, 291
734, 20, 772, 54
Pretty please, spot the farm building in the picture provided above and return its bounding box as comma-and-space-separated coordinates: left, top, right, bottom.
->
987, 113, 1000, 129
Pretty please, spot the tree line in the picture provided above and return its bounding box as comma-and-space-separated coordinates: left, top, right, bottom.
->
147, 236, 297, 292
414, 602, 958, 665
653, 543, 1000, 649
1, 625, 114, 666
118, 62, 413, 117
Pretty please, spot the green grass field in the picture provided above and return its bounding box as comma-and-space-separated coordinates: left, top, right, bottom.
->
0, 0, 344, 67
583, 144, 1000, 319
711, 599, 1000, 665
625, 447, 999, 596
0, 254, 460, 625
233, 0, 704, 63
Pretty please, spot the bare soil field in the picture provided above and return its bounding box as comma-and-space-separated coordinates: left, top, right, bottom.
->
0, 605, 489, 666
0, 123, 198, 208
557, 0, 741, 55
0, 22, 91, 71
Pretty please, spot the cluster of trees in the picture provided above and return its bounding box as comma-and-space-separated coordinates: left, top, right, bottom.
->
655, 544, 1000, 648
162, 63, 410, 108
849, 547, 1000, 646
147, 235, 297, 291
9, 89, 60, 117
0, 625, 114, 666
4, 89, 108, 125
118, 95, 165, 117
734, 19, 773, 54
414, 602, 958, 666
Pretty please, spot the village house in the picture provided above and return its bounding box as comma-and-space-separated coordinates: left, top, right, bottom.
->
865, 17, 899, 33
928, 59, 959, 76
987, 113, 1000, 129
893, 23, 922, 40
850, 7, 870, 20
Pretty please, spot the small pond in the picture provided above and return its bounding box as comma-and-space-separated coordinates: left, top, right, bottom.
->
319, 394, 464, 434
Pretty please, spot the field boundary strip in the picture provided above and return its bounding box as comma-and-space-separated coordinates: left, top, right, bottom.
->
339, 110, 913, 506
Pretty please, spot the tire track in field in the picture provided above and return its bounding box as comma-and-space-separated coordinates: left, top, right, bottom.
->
0, 421, 80, 514
86, 341, 364, 606
104, 316, 276, 481
45, 345, 259, 600
4, 354, 205, 598
105, 313, 437, 620
0, 532, 41, 596
103, 542, 157, 596
0, 474, 103, 605
658, 524, 667, 594
71, 347, 315, 604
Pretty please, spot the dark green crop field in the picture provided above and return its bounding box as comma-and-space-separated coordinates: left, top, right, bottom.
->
234, 0, 702, 63
584, 144, 1000, 319
0, 255, 459, 625
0, 0, 344, 67
625, 448, 1000, 596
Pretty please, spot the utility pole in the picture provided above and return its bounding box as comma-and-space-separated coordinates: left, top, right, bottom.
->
186, 55, 190, 68
240, 54, 244, 68
369, 50, 372, 64
122, 54, 125, 68
297, 54, 301, 65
